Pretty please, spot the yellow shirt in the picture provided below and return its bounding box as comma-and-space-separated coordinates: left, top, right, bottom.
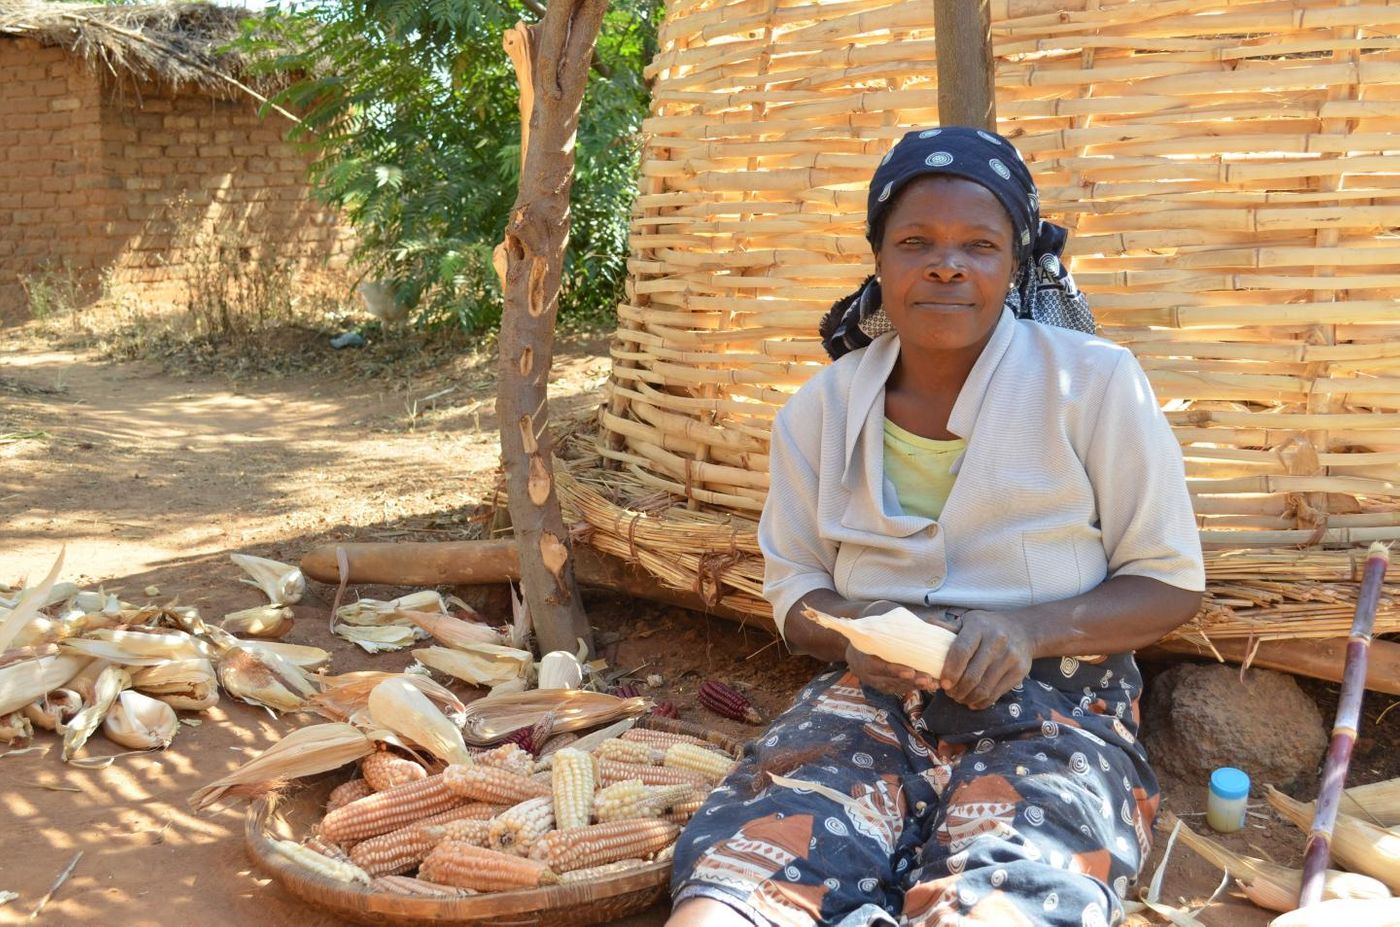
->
882, 420, 967, 521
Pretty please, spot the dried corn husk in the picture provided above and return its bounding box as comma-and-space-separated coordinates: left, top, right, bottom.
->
224, 638, 330, 669
413, 644, 532, 690
131, 659, 219, 711
401, 610, 506, 649
0, 548, 63, 651
367, 677, 473, 766
0, 653, 88, 716
103, 690, 178, 750
61, 664, 131, 761
217, 646, 318, 713
221, 605, 293, 639
1268, 898, 1400, 926
805, 606, 957, 679
230, 553, 304, 606
336, 591, 444, 626
336, 624, 422, 653
60, 628, 210, 666
460, 690, 649, 746
190, 722, 375, 809
1163, 811, 1390, 912
21, 688, 81, 731
1344, 778, 1400, 828
0, 710, 32, 746
310, 671, 465, 726
1267, 786, 1400, 892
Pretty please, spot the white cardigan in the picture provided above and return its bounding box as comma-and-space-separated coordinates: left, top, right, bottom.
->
759, 309, 1205, 637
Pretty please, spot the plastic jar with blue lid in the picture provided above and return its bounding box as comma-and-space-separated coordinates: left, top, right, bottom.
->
1206, 767, 1251, 833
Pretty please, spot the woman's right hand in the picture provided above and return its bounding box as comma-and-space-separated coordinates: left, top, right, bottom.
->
844, 642, 937, 697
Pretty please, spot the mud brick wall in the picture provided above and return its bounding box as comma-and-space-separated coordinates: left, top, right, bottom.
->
0, 38, 353, 324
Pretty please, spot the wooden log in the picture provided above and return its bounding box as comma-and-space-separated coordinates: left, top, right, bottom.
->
1142, 636, 1400, 696
496, 0, 607, 657
299, 541, 771, 633
934, 0, 996, 131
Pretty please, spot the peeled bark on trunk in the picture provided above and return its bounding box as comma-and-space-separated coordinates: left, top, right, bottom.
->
497, 0, 607, 657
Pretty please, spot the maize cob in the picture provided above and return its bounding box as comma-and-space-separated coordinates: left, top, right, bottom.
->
319, 774, 463, 843
650, 701, 679, 720
348, 806, 497, 876
472, 742, 535, 778
661, 792, 705, 825
621, 728, 725, 753
417, 818, 491, 847
531, 769, 554, 785
597, 758, 711, 790
558, 858, 649, 883
270, 838, 371, 884
443, 764, 550, 804
664, 742, 736, 783
593, 780, 696, 824
362, 750, 428, 791
537, 650, 584, 689
606, 684, 641, 699
551, 748, 596, 831
326, 778, 374, 813
488, 796, 555, 856
420, 841, 559, 891
302, 835, 353, 864
370, 875, 474, 898
594, 738, 663, 766
531, 819, 680, 873
698, 679, 763, 725
806, 606, 957, 681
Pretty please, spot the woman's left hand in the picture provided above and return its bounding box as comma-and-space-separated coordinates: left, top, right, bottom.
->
939, 611, 1036, 710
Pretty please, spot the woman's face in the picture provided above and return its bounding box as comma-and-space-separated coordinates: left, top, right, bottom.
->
875, 175, 1017, 357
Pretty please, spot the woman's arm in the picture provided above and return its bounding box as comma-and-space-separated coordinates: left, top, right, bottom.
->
938, 576, 1201, 709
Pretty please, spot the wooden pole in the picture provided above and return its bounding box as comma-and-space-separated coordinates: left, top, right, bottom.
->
496, 0, 607, 657
933, 0, 996, 131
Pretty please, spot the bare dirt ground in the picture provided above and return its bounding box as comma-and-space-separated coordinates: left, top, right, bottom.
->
1, 322, 1393, 926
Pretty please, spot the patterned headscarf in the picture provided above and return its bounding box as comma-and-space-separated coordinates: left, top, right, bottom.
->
819, 126, 1094, 360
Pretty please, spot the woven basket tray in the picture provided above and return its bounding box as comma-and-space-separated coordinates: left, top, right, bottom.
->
244, 716, 746, 927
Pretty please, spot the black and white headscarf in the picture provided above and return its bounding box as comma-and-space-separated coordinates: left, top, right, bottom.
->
819, 126, 1094, 360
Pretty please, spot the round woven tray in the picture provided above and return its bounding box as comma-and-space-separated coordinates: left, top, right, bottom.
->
245, 716, 746, 927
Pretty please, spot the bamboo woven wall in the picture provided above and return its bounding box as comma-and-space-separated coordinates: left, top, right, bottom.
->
600, 0, 1400, 551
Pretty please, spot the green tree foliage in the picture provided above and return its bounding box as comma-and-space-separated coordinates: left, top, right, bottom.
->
236, 0, 658, 331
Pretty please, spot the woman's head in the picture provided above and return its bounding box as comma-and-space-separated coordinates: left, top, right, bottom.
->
874, 174, 1016, 356
819, 126, 1094, 360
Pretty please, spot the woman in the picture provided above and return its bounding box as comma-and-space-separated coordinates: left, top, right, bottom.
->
666, 127, 1205, 927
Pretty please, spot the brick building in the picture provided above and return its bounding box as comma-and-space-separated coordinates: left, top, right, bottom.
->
0, 1, 351, 325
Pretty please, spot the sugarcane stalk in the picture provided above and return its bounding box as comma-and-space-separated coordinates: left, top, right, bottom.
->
1299, 542, 1391, 908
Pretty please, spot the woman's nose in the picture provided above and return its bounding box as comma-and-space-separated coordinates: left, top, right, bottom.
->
924, 250, 966, 281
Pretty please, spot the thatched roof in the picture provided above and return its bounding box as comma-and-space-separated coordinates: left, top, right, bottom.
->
0, 1, 255, 95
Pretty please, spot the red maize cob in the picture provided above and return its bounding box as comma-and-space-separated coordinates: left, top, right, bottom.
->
499, 710, 557, 756
607, 684, 642, 699
650, 701, 679, 720
698, 680, 761, 724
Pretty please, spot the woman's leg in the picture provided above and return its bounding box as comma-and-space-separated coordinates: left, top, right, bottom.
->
669, 667, 941, 927
898, 655, 1158, 927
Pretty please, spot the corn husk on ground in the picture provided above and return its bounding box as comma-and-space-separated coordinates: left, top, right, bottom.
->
0, 551, 338, 764
1161, 811, 1391, 912
1267, 785, 1400, 893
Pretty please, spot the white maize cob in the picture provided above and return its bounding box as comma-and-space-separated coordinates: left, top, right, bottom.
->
487, 796, 555, 856
664, 742, 736, 783
593, 779, 696, 824
271, 838, 371, 884
593, 738, 663, 766
551, 748, 596, 831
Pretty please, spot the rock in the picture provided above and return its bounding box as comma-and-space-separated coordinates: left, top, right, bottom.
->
1142, 663, 1327, 794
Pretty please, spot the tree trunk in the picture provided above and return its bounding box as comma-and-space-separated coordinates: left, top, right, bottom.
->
497, 0, 607, 657
934, 0, 997, 130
